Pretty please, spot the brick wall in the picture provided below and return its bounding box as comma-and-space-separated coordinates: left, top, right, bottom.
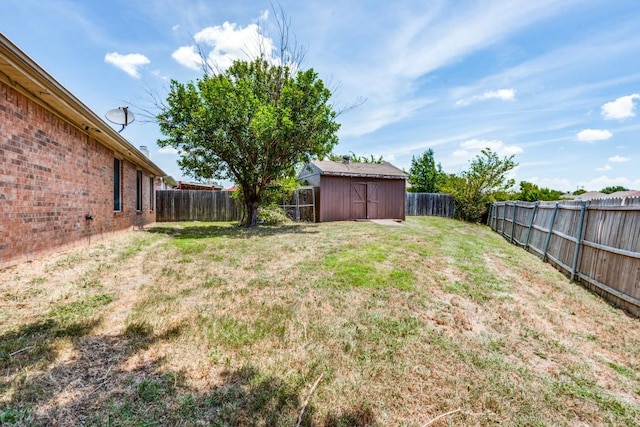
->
1, 81, 158, 269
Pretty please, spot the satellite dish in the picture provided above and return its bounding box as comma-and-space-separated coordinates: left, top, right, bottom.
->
105, 106, 135, 133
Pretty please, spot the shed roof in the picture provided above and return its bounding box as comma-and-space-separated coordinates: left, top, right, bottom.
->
0, 33, 166, 178
302, 160, 407, 180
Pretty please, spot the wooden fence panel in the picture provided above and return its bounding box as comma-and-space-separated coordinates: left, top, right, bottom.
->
511, 203, 532, 246
546, 203, 582, 272
156, 190, 243, 222
489, 197, 640, 316
405, 193, 455, 217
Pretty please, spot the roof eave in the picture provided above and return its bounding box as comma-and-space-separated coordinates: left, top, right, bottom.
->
0, 33, 166, 177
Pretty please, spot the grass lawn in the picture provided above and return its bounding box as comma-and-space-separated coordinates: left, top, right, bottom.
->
1, 217, 639, 426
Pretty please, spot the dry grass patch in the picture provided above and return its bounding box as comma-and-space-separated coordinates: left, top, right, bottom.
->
1, 218, 639, 426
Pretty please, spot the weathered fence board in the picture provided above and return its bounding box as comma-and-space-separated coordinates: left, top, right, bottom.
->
489, 197, 640, 316
406, 193, 455, 217
156, 190, 243, 222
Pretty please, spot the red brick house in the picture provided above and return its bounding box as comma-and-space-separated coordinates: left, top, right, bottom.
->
0, 34, 167, 269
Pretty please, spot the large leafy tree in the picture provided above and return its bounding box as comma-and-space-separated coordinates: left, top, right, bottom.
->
407, 148, 443, 193
439, 148, 517, 222
157, 57, 340, 227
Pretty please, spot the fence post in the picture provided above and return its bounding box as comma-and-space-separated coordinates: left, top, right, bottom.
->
524, 202, 538, 250
510, 202, 517, 244
542, 202, 559, 262
570, 201, 588, 281
488, 203, 496, 228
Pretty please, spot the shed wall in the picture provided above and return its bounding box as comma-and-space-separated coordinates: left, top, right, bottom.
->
1, 80, 158, 269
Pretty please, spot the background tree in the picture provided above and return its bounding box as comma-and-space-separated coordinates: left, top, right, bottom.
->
573, 188, 587, 196
517, 181, 566, 201
600, 185, 629, 194
326, 152, 383, 163
157, 50, 340, 227
438, 148, 517, 222
407, 148, 444, 193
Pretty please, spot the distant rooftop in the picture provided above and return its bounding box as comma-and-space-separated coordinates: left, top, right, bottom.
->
565, 190, 640, 201
177, 181, 223, 191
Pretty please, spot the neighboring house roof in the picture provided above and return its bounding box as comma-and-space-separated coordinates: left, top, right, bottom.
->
177, 181, 223, 191
609, 190, 640, 198
0, 33, 166, 177
566, 190, 640, 201
162, 176, 178, 188
300, 160, 408, 180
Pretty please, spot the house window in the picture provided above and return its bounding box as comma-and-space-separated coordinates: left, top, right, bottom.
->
136, 170, 143, 211
149, 177, 154, 211
114, 158, 122, 212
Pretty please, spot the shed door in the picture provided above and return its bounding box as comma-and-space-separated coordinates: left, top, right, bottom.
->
351, 182, 367, 219
367, 182, 379, 219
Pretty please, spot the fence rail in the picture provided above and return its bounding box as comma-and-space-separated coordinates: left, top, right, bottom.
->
488, 197, 640, 316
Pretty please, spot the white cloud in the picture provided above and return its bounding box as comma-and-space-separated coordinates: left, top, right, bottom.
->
449, 139, 523, 167
104, 52, 150, 78
596, 164, 612, 171
171, 45, 202, 71
158, 146, 179, 155
328, 1, 577, 137
172, 20, 276, 72
609, 155, 631, 162
257, 9, 269, 22
576, 129, 612, 142
459, 138, 523, 156
579, 175, 633, 191
456, 89, 516, 106
601, 94, 640, 120
150, 69, 170, 82
526, 177, 572, 192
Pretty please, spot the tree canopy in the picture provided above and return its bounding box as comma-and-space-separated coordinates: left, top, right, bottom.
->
326, 152, 383, 164
157, 57, 340, 226
407, 148, 443, 193
439, 148, 517, 222
600, 185, 629, 194
517, 181, 566, 202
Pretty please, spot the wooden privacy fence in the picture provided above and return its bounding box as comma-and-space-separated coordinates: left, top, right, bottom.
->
406, 193, 455, 217
156, 190, 243, 222
156, 190, 455, 222
488, 197, 640, 316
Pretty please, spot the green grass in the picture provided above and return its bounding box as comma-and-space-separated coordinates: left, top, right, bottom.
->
1, 217, 639, 426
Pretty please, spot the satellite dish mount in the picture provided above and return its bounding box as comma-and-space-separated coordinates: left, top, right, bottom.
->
105, 106, 135, 133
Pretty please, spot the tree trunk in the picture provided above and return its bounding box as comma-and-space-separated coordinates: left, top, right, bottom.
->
244, 198, 260, 227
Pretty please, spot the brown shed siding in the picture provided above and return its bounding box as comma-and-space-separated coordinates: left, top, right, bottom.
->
318, 176, 351, 222
318, 176, 405, 222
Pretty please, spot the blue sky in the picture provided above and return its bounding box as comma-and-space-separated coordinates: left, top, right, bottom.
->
2, 0, 640, 192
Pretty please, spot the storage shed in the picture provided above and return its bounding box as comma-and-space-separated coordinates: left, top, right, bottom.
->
298, 159, 407, 222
